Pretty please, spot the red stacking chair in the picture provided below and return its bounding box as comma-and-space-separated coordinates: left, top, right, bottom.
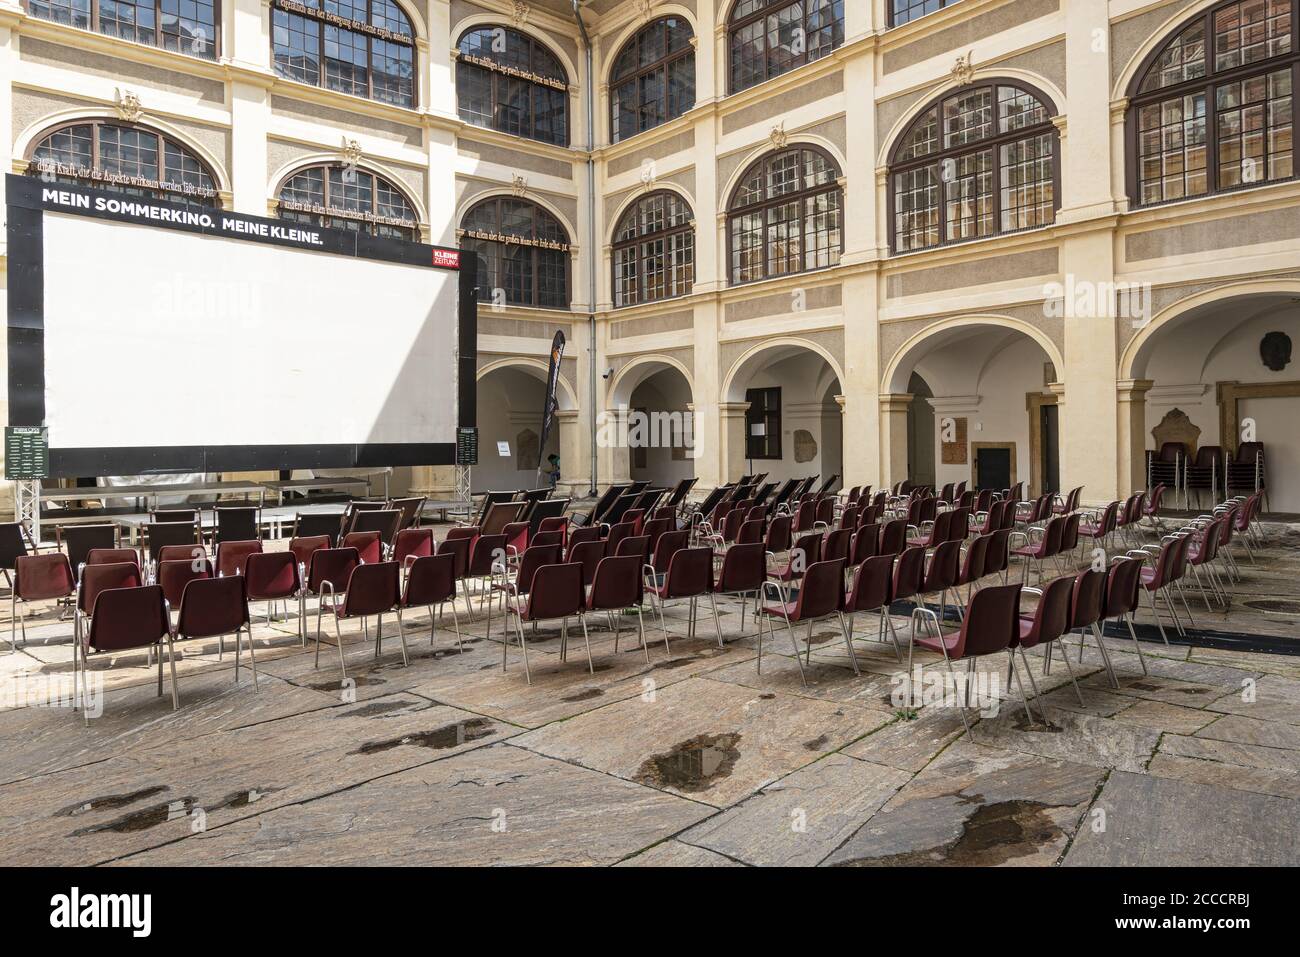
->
1068, 568, 1119, 688
756, 558, 855, 685
586, 555, 650, 662
75, 584, 173, 722
889, 546, 927, 627
1101, 556, 1149, 676
567, 525, 602, 548
909, 581, 1032, 737
215, 539, 262, 578
877, 519, 907, 557
911, 539, 962, 638
1017, 575, 1081, 704
983, 527, 1013, 584
606, 521, 637, 556
155, 543, 208, 567
530, 530, 565, 549
1079, 501, 1119, 552
75, 561, 144, 657
844, 553, 901, 660
463, 533, 508, 610
849, 523, 879, 570
1052, 486, 1084, 516
646, 546, 717, 653
1184, 516, 1228, 610
85, 547, 141, 569
244, 551, 301, 626
1142, 483, 1168, 531
436, 535, 472, 606
1114, 491, 1145, 546
714, 542, 766, 636
9, 553, 75, 652
501, 521, 530, 562
537, 515, 569, 545
156, 558, 213, 627
172, 575, 257, 694
300, 547, 360, 647
821, 527, 853, 567
401, 553, 462, 652
486, 543, 562, 643
1010, 514, 1066, 585
392, 527, 435, 570
614, 534, 652, 566
764, 513, 792, 555
288, 535, 331, 579
953, 534, 991, 618
567, 539, 607, 591
503, 562, 588, 683
340, 530, 383, 565
767, 532, 822, 593
314, 561, 407, 678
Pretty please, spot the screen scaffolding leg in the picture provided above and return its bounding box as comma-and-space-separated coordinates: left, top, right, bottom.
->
455, 465, 472, 512
14, 480, 40, 544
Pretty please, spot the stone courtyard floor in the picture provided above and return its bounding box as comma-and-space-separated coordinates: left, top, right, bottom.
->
2, 521, 1299, 867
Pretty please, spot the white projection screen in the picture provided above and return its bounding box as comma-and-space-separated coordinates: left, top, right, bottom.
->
6, 175, 476, 477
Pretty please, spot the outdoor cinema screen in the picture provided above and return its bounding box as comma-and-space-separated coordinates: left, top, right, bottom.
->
6, 175, 476, 477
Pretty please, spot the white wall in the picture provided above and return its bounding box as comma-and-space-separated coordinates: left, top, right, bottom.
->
474, 368, 558, 492
741, 352, 842, 486
628, 371, 695, 488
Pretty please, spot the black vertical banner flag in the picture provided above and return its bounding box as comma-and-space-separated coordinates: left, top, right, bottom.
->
537, 330, 566, 467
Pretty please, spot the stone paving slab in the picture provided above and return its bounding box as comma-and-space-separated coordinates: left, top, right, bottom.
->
680, 753, 911, 866
616, 839, 744, 867
971, 706, 1161, 774
118, 743, 713, 866
1146, 753, 1300, 800
822, 742, 1105, 866
0, 693, 516, 865
513, 676, 880, 807
1206, 674, 1300, 724
1064, 771, 1300, 866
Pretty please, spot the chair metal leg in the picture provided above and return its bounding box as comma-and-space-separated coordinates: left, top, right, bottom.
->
245, 624, 259, 691
1091, 623, 1119, 688
1124, 613, 1148, 675
1054, 639, 1085, 705
580, 614, 594, 674
1017, 647, 1043, 720
838, 611, 860, 675
166, 637, 180, 710
334, 615, 347, 679
782, 614, 808, 687
637, 608, 649, 665
708, 592, 724, 649
1006, 650, 1035, 723
1146, 587, 1171, 647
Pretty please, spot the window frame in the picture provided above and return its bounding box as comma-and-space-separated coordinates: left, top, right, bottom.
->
609, 16, 696, 143
455, 24, 570, 146
459, 196, 572, 310
274, 162, 422, 241
270, 0, 417, 109
887, 0, 962, 29
725, 144, 844, 286
745, 386, 782, 460
611, 189, 696, 308
886, 79, 1062, 255
26, 118, 221, 205
1125, 0, 1300, 208
726, 0, 846, 96
24, 0, 221, 59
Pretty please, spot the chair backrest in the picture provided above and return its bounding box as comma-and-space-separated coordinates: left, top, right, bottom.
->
792, 499, 816, 533
244, 551, 300, 600
721, 508, 747, 544
1235, 440, 1264, 465
389, 496, 426, 530
403, 553, 457, 607
615, 534, 652, 564
86, 547, 140, 569
216, 539, 264, 578
567, 539, 607, 587
948, 507, 971, 542
60, 524, 118, 575
446, 525, 479, 542
151, 508, 197, 524
145, 521, 198, 562
530, 530, 565, 549
467, 533, 508, 576
340, 561, 401, 618
789, 532, 823, 573
176, 574, 250, 639
1018, 575, 1073, 649
642, 517, 673, 552
795, 559, 845, 619
78, 561, 144, 615
589, 554, 644, 611
393, 528, 436, 567
664, 546, 714, 599
1059, 512, 1081, 552
14, 553, 75, 601
481, 500, 528, 536
156, 557, 213, 608
351, 508, 400, 547
984, 528, 1012, 576
954, 581, 1022, 658
215, 506, 260, 543
516, 544, 564, 596
650, 529, 688, 576
718, 542, 766, 594
437, 535, 472, 580
306, 546, 360, 594
502, 521, 530, 556
847, 554, 894, 613
959, 534, 991, 586
850, 523, 879, 565
1069, 567, 1107, 630
340, 531, 383, 565
878, 519, 907, 557
814, 498, 835, 527
924, 539, 962, 591
86, 584, 169, 652
523, 562, 585, 621
765, 514, 793, 553
823, 528, 853, 564
1104, 557, 1144, 618
293, 511, 346, 542
1041, 515, 1067, 556
891, 546, 926, 601
568, 525, 602, 548
156, 543, 208, 565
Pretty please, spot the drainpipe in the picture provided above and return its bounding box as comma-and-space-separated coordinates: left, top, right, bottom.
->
573, 0, 599, 498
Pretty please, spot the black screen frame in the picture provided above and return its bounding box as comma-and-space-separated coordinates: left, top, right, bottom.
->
6, 173, 477, 478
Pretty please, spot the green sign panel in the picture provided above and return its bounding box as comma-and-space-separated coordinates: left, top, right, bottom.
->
5, 427, 49, 480
456, 427, 479, 466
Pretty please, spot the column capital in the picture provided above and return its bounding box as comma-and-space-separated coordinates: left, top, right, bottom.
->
1116, 378, 1155, 400
719, 402, 751, 417
879, 393, 914, 413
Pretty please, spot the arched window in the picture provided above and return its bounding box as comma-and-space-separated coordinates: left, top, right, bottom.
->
728, 0, 844, 95
889, 81, 1059, 253
460, 198, 569, 309
272, 0, 415, 108
613, 191, 695, 307
28, 120, 219, 206
26, 0, 218, 59
610, 17, 695, 143
890, 0, 963, 29
1128, 0, 1298, 206
727, 146, 842, 284
456, 26, 569, 146
276, 164, 420, 241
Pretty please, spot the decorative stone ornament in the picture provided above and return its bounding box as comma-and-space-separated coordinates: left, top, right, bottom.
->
340, 137, 363, 168
113, 89, 144, 123
511, 1, 529, 27
511, 174, 528, 197
770, 122, 789, 150
1261, 331, 1292, 371
950, 50, 976, 86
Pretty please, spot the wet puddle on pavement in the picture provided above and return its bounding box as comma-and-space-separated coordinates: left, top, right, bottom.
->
636, 732, 742, 793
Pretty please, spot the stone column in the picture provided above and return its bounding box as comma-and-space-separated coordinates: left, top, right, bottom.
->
1116, 379, 1153, 497
878, 393, 913, 489
719, 401, 750, 486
